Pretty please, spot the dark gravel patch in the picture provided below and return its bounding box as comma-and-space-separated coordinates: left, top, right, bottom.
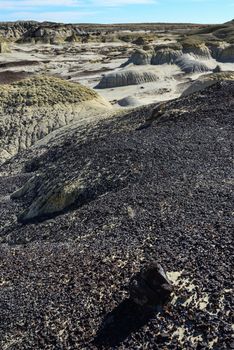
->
0, 82, 233, 349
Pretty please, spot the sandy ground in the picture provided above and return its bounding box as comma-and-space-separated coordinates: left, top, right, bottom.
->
1, 41, 234, 108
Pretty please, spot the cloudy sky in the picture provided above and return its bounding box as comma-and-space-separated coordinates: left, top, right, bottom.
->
0, 0, 233, 24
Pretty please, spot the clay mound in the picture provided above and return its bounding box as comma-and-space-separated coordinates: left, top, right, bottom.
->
176, 55, 210, 74
96, 69, 159, 88
217, 45, 234, 62
118, 96, 141, 107
122, 49, 152, 66
181, 38, 211, 59
0, 76, 111, 163
182, 71, 234, 96
151, 48, 182, 65
0, 75, 98, 111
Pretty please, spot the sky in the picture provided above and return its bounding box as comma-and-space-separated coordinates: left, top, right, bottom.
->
0, 0, 233, 24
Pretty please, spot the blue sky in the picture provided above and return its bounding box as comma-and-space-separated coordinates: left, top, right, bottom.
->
0, 0, 233, 24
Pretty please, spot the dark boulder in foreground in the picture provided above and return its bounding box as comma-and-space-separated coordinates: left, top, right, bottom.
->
129, 262, 173, 307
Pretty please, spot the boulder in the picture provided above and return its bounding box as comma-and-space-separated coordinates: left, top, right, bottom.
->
129, 262, 173, 308
118, 96, 141, 107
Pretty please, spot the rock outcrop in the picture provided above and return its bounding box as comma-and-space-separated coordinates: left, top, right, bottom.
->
181, 71, 234, 96
0, 76, 111, 163
122, 49, 152, 66
151, 48, 182, 65
0, 21, 87, 43
176, 54, 210, 73
96, 69, 159, 88
181, 38, 211, 59
217, 45, 234, 62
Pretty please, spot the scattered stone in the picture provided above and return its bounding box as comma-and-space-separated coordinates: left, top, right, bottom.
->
213, 65, 222, 73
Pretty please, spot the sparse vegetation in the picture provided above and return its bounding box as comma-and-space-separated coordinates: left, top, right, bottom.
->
0, 75, 98, 112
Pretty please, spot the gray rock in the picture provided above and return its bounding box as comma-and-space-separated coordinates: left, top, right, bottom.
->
118, 96, 141, 107
151, 48, 182, 65
217, 45, 234, 63
182, 43, 211, 59
122, 49, 152, 66
176, 55, 210, 74
96, 69, 159, 88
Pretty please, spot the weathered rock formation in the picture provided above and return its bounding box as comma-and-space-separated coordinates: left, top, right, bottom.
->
176, 54, 210, 73
0, 21, 87, 43
96, 69, 159, 88
151, 48, 182, 65
0, 76, 111, 163
217, 45, 234, 62
181, 39, 211, 59
122, 49, 152, 66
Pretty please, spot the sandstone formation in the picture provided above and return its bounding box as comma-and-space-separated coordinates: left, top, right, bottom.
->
0, 76, 111, 163
175, 54, 210, 73
181, 38, 211, 59
122, 49, 152, 66
151, 48, 182, 65
96, 69, 159, 88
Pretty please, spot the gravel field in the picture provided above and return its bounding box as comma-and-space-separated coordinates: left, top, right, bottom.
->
0, 82, 233, 349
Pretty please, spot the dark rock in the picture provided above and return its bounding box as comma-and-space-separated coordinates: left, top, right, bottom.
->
129, 262, 173, 308
213, 65, 222, 73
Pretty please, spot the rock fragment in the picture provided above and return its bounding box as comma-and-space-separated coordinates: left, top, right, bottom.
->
129, 262, 173, 308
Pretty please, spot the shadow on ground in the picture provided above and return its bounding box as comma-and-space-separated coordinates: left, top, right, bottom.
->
93, 298, 157, 348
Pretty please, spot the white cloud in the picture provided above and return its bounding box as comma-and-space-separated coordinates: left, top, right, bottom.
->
0, 0, 156, 10
93, 0, 156, 5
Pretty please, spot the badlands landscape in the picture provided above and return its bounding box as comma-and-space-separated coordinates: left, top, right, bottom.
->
0, 20, 233, 349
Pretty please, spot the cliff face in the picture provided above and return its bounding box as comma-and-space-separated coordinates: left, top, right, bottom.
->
0, 21, 87, 43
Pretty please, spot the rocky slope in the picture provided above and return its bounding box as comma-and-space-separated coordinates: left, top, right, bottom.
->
0, 81, 233, 349
0, 76, 112, 163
